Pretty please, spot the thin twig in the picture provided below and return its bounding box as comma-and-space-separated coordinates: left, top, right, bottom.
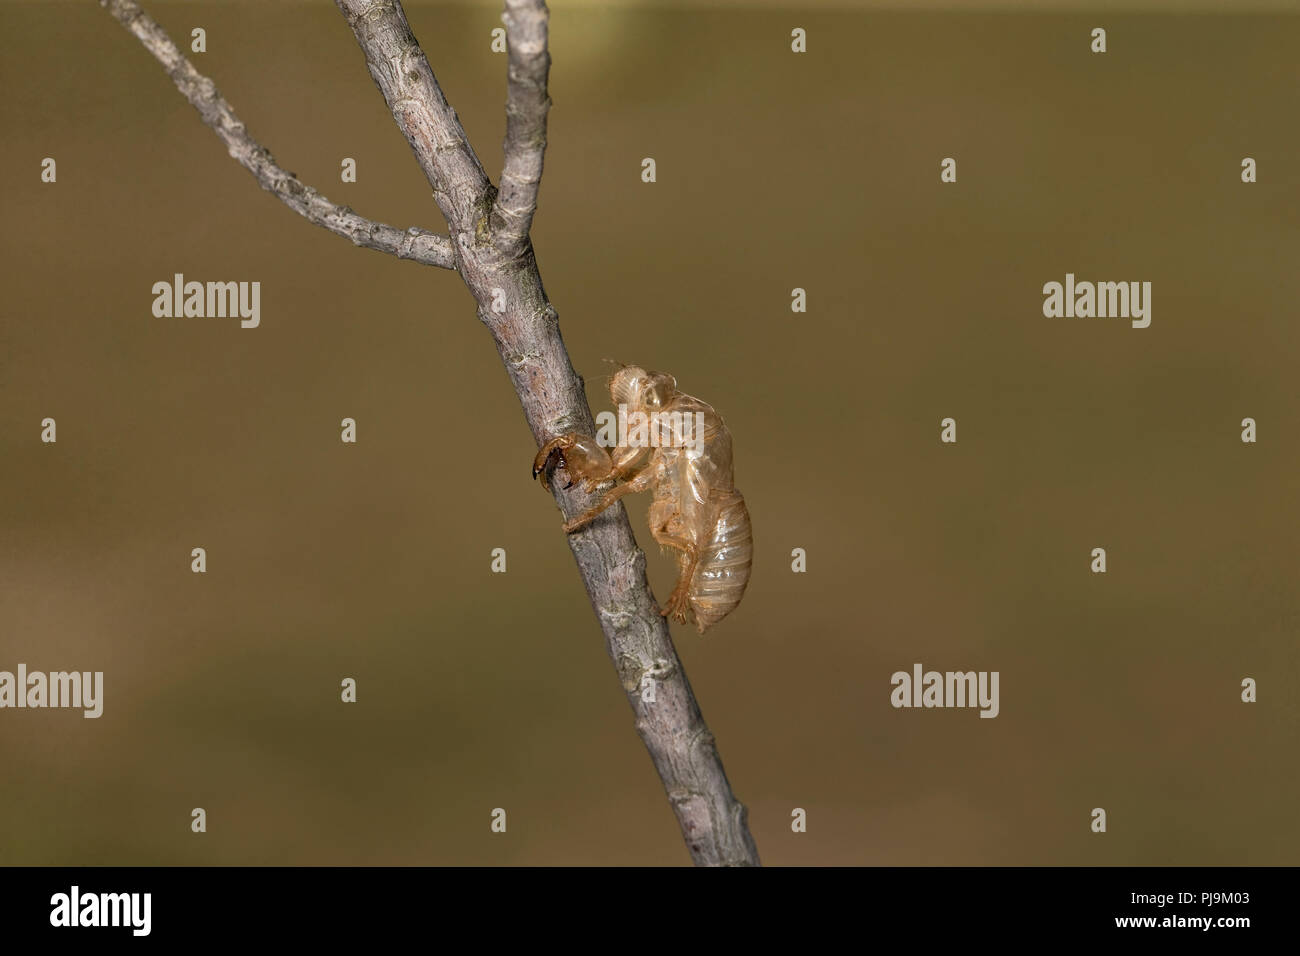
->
493, 0, 552, 258
99, 0, 457, 270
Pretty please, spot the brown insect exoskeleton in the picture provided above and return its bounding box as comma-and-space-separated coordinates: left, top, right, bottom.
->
532, 365, 752, 633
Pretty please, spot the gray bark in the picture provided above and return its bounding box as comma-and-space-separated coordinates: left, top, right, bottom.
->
493, 0, 551, 259
105, 0, 760, 866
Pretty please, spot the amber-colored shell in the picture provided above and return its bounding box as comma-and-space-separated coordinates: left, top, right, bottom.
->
688, 490, 752, 632
534, 366, 753, 633
611, 366, 752, 633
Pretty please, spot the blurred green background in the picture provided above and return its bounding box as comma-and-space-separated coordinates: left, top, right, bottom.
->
1, 1, 1297, 865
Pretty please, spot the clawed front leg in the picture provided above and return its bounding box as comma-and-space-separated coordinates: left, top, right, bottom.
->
532, 432, 614, 492
533, 432, 655, 533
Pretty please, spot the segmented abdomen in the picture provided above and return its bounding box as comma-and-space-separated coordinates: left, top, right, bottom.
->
689, 490, 752, 633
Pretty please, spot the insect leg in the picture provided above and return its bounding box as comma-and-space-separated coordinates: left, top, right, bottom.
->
562, 470, 653, 533
661, 550, 700, 623
648, 516, 700, 624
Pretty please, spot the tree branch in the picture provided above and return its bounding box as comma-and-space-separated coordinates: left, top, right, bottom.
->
100, 0, 457, 270
334, 0, 494, 244
108, 0, 759, 865
337, 0, 759, 866
493, 0, 552, 258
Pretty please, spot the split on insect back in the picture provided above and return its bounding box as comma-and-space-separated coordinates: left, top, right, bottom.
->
531, 365, 752, 634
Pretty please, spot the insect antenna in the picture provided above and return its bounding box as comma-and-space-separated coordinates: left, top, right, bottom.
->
601, 357, 630, 394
